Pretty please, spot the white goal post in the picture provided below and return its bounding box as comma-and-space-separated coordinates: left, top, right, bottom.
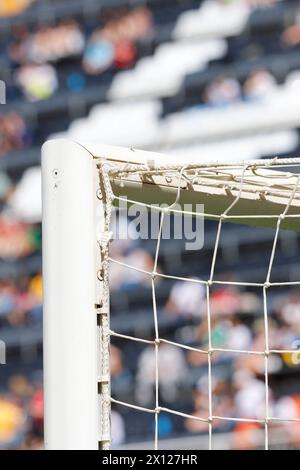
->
42, 139, 300, 450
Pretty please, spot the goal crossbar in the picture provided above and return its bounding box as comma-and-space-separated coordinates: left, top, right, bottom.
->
81, 142, 300, 232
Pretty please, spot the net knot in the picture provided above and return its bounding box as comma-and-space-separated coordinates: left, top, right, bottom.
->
100, 231, 113, 251
155, 407, 161, 414
264, 281, 271, 289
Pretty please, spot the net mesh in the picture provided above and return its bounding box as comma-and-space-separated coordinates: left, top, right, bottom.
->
96, 157, 300, 450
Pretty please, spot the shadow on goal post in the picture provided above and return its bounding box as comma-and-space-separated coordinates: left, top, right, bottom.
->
42, 139, 300, 450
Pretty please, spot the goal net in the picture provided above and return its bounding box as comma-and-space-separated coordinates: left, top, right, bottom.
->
42, 139, 300, 450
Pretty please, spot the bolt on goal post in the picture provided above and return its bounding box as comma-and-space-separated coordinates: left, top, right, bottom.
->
42, 139, 300, 450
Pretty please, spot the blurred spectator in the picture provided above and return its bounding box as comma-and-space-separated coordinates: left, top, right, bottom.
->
0, 172, 12, 202
0, 372, 44, 450
110, 247, 158, 292
0, 217, 40, 258
243, 68, 276, 99
185, 375, 234, 434
8, 276, 37, 326
7, 6, 152, 79
274, 395, 300, 445
0, 394, 26, 449
8, 24, 30, 64
121, 6, 153, 41
7, 167, 42, 223
29, 273, 42, 305
231, 421, 261, 450
221, 315, 252, 351
114, 39, 136, 70
279, 291, 300, 328
26, 20, 85, 64
275, 395, 300, 421
8, 375, 33, 402
82, 32, 115, 75
282, 11, 300, 48
184, 385, 209, 434
9, 20, 85, 65
0, 113, 30, 157
136, 342, 187, 406
82, 6, 152, 75
28, 385, 43, 438
0, 273, 42, 327
16, 64, 58, 101
187, 315, 252, 368
111, 345, 132, 393
233, 369, 270, 420
165, 279, 205, 319
111, 409, 125, 447
0, 279, 16, 323
66, 72, 86, 92
0, 0, 34, 17
209, 287, 241, 317
204, 76, 241, 106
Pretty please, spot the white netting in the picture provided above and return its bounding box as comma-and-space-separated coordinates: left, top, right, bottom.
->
97, 157, 300, 450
